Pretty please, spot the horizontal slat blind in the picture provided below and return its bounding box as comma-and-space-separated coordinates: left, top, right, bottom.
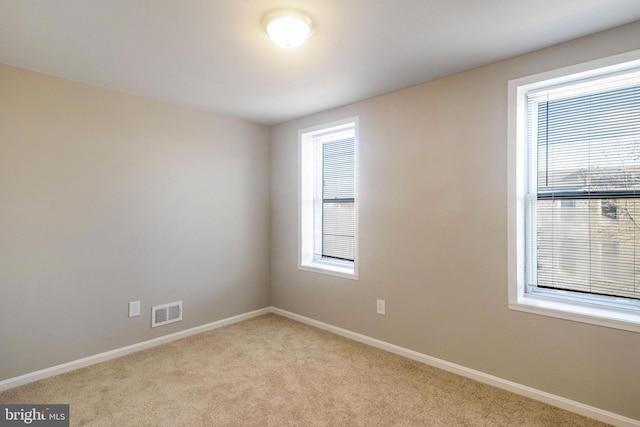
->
527, 69, 640, 301
320, 136, 355, 261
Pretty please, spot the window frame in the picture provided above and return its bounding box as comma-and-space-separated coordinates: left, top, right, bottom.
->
508, 50, 640, 333
299, 117, 359, 279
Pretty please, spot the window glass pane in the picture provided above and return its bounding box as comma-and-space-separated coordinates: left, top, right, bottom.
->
321, 136, 355, 261
530, 70, 640, 302
535, 86, 640, 194
536, 198, 639, 299
322, 139, 355, 200
322, 202, 355, 260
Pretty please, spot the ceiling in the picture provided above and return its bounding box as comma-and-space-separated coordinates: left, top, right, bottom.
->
2, 1, 640, 125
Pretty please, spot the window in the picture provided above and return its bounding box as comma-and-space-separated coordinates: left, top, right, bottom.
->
601, 200, 618, 220
508, 50, 640, 332
299, 118, 358, 279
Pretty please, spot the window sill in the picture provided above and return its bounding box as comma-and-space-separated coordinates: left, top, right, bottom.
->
298, 260, 358, 280
509, 293, 640, 333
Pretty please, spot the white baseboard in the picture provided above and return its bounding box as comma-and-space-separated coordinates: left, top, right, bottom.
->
0, 307, 270, 392
271, 307, 640, 427
2, 306, 638, 426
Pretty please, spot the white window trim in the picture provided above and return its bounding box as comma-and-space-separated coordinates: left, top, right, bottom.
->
507, 49, 640, 333
299, 117, 359, 280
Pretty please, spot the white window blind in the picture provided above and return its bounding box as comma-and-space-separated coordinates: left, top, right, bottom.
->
526, 68, 640, 302
315, 131, 355, 261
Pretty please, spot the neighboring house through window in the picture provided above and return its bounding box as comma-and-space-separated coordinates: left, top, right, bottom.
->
299, 118, 358, 279
509, 50, 640, 332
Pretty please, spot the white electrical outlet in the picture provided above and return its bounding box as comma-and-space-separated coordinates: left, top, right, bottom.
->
376, 299, 386, 315
129, 301, 140, 317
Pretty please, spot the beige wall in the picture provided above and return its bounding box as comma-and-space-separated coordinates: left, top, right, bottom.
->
270, 21, 640, 419
0, 64, 270, 380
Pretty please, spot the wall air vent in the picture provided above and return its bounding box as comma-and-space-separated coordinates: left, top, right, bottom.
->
151, 301, 182, 328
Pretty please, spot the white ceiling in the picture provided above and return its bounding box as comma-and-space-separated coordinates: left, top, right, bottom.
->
2, 1, 640, 125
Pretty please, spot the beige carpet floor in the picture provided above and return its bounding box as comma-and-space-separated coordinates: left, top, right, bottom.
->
0, 314, 607, 426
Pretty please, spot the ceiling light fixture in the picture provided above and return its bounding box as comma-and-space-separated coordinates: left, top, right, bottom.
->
263, 9, 314, 48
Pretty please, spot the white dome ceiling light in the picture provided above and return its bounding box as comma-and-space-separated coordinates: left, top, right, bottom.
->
263, 9, 314, 48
